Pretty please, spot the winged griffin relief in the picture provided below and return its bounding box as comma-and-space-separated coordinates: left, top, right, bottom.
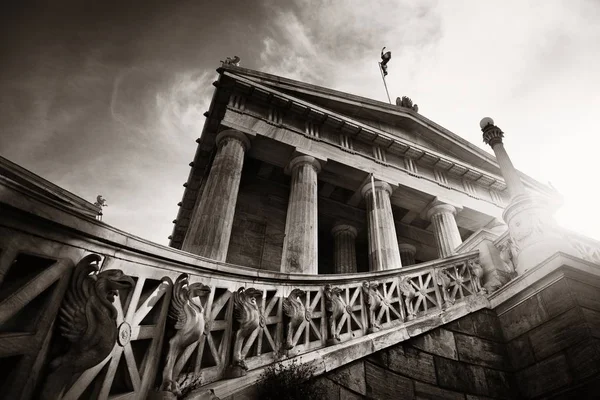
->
227, 287, 263, 377
41, 254, 134, 400
362, 281, 384, 333
435, 268, 454, 309
160, 273, 211, 396
282, 288, 306, 350
398, 277, 417, 320
324, 284, 346, 344
467, 259, 486, 294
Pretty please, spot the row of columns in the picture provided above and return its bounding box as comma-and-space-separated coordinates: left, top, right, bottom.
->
183, 128, 465, 274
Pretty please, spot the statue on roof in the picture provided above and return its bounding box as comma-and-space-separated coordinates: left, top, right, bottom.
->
94, 195, 107, 220
396, 96, 419, 112
380, 47, 391, 76
221, 56, 241, 66
94, 195, 107, 208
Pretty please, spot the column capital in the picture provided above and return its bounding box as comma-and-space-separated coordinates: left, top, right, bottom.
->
421, 198, 463, 221
398, 243, 417, 254
480, 118, 504, 148
331, 223, 358, 238
216, 129, 251, 151
360, 180, 393, 198
285, 155, 321, 174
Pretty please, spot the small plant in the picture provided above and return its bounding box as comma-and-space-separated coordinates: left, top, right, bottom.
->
177, 373, 203, 398
256, 359, 327, 400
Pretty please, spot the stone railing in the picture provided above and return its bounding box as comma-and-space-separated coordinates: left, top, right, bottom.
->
0, 181, 484, 400
565, 230, 600, 265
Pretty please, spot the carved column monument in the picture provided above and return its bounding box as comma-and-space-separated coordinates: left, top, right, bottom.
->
361, 180, 402, 271
182, 129, 250, 260
481, 117, 571, 274
423, 199, 463, 258
398, 243, 417, 266
331, 223, 358, 273
281, 155, 321, 274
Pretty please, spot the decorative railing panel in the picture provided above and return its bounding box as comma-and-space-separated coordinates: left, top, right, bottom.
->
0, 214, 485, 400
567, 231, 600, 265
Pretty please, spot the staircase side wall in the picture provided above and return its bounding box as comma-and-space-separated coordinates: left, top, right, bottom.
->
310, 309, 515, 400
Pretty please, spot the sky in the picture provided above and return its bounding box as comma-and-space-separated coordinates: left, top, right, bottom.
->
1, 0, 599, 245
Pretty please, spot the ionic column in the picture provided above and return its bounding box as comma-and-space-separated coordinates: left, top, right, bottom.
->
424, 201, 463, 258
331, 223, 358, 274
182, 130, 250, 260
399, 243, 417, 266
281, 156, 321, 274
361, 181, 402, 271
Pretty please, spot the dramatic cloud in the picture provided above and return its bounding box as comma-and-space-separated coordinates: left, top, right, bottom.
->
1, 0, 599, 243
257, 0, 600, 239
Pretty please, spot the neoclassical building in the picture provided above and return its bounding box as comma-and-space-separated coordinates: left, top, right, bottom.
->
1, 63, 599, 400
169, 65, 563, 280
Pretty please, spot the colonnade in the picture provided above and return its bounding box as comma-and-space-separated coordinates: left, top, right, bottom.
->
183, 129, 464, 274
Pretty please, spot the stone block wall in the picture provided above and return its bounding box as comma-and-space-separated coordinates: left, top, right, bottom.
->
499, 277, 600, 398
315, 309, 516, 399
226, 166, 289, 271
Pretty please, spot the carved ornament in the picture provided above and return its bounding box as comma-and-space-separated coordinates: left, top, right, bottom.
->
41, 254, 134, 400
282, 288, 306, 350
398, 277, 417, 320
362, 281, 384, 333
160, 274, 211, 396
324, 284, 345, 344
228, 287, 263, 376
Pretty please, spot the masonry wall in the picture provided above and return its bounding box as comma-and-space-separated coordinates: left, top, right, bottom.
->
226, 167, 289, 271
498, 276, 600, 398
314, 308, 515, 400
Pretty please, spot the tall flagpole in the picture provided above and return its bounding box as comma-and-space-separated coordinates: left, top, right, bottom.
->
370, 173, 384, 271
378, 62, 392, 105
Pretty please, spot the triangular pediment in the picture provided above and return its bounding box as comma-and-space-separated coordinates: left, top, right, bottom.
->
218, 65, 551, 195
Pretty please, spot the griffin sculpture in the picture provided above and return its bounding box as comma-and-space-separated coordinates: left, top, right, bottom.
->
160, 273, 211, 395
398, 277, 417, 320
395, 96, 419, 112
324, 284, 345, 344
282, 288, 306, 350
221, 56, 240, 66
468, 260, 486, 294
41, 254, 134, 400
362, 282, 384, 333
229, 287, 263, 375
434, 269, 454, 308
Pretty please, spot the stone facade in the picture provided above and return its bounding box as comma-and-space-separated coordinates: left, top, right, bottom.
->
309, 275, 600, 399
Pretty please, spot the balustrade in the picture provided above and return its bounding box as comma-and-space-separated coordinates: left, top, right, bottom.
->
0, 185, 488, 400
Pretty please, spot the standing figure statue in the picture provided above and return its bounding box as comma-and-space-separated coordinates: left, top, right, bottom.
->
94, 195, 108, 220
380, 47, 391, 76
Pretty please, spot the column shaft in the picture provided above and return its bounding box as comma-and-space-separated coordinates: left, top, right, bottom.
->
428, 204, 462, 258
281, 156, 321, 274
362, 181, 402, 271
332, 224, 358, 274
182, 130, 249, 260
399, 243, 417, 266
491, 142, 525, 198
